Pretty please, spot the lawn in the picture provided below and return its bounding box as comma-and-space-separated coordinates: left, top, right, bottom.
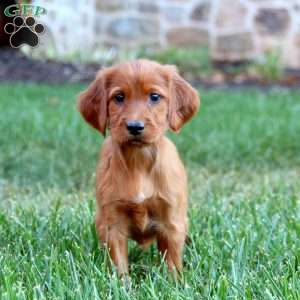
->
0, 84, 300, 299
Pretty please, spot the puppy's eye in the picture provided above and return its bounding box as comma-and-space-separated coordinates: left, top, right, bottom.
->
114, 93, 125, 103
149, 93, 160, 103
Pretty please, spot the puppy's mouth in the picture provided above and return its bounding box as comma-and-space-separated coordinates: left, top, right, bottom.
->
128, 137, 147, 146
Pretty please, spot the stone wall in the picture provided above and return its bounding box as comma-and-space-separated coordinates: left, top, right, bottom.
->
35, 0, 300, 68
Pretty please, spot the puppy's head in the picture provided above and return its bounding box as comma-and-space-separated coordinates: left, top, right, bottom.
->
78, 59, 199, 146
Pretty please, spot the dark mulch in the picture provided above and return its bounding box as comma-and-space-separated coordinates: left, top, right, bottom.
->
200, 73, 300, 90
190, 71, 300, 90
0, 48, 300, 89
0, 48, 101, 84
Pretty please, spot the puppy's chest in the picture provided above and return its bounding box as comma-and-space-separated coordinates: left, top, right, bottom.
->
119, 172, 163, 233
122, 171, 156, 203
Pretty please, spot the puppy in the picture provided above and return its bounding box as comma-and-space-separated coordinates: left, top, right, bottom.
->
78, 59, 200, 275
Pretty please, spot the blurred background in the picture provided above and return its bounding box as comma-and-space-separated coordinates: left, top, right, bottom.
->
1, 0, 300, 85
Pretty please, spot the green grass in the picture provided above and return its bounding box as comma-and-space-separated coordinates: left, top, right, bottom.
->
137, 47, 213, 76
0, 84, 300, 299
251, 49, 284, 82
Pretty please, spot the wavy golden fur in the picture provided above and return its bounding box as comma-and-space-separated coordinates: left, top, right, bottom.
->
78, 59, 200, 275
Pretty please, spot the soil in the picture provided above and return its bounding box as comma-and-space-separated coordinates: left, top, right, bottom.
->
0, 48, 101, 84
0, 48, 300, 89
189, 69, 300, 90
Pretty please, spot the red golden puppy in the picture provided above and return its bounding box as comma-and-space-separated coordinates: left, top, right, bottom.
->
78, 59, 200, 275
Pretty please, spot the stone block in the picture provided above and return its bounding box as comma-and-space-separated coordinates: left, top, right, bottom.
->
214, 32, 254, 61
255, 8, 290, 35
166, 26, 209, 47
215, 0, 247, 29
96, 0, 124, 11
191, 1, 211, 22
107, 16, 159, 41
160, 4, 188, 23
138, 2, 159, 14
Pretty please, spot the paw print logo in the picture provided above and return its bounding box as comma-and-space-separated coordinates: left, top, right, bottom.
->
4, 16, 45, 48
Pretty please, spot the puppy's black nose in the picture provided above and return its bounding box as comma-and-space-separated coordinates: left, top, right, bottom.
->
126, 120, 144, 136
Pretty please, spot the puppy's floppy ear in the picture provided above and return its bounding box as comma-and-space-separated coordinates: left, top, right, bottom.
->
77, 70, 108, 135
167, 66, 200, 132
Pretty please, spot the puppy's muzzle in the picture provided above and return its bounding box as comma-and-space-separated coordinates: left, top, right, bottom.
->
126, 120, 144, 136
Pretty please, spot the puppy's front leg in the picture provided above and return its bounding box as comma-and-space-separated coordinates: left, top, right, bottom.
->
96, 213, 128, 275
157, 226, 186, 272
